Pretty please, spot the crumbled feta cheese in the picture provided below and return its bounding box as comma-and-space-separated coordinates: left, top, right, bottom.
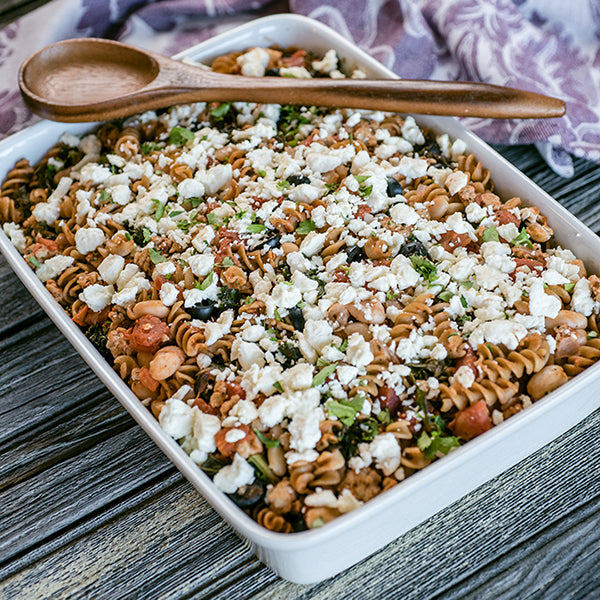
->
213, 453, 255, 493
451, 365, 475, 389
97, 254, 125, 284
345, 332, 374, 367
236, 47, 271, 77
159, 397, 193, 439
75, 227, 105, 255
571, 278, 595, 316
35, 255, 74, 282
445, 171, 469, 196
368, 433, 401, 476
2, 222, 27, 252
528, 278, 561, 319
79, 283, 114, 312
159, 282, 180, 306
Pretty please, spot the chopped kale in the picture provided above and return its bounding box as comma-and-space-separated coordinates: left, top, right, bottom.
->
85, 323, 112, 361
279, 341, 302, 369
217, 286, 242, 311
339, 417, 380, 460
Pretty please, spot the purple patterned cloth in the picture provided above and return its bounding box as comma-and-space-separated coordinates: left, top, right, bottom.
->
1, 0, 599, 177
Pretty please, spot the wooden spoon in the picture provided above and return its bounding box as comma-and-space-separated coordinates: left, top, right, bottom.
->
19, 38, 566, 123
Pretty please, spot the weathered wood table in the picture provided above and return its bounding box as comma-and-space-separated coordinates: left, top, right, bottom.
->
1, 3, 600, 599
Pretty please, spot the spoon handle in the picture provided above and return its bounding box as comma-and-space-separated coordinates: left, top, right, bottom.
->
145, 56, 565, 120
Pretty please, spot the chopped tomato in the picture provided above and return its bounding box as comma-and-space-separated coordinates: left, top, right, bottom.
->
35, 234, 59, 252
225, 381, 246, 399
72, 305, 89, 326
450, 400, 492, 441
494, 209, 520, 226
439, 231, 472, 253
354, 204, 371, 219
455, 347, 478, 378
333, 269, 350, 283
282, 49, 306, 68
129, 315, 170, 353
190, 396, 219, 416
378, 386, 401, 417
514, 257, 544, 271
138, 366, 160, 392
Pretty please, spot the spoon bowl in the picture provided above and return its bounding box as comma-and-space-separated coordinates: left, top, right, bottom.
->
19, 38, 566, 123
21, 39, 160, 106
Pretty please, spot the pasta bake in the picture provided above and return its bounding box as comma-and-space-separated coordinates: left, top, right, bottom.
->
2, 45, 600, 533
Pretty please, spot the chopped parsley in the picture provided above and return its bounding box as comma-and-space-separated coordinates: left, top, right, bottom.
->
169, 126, 195, 146
254, 429, 280, 449
152, 199, 166, 221
210, 102, 232, 120
482, 226, 499, 243
148, 248, 167, 264
247, 223, 266, 233
296, 219, 316, 235
417, 417, 460, 459
326, 396, 364, 426
141, 141, 159, 155
513, 229, 534, 248
410, 255, 438, 282
312, 362, 338, 387
27, 256, 40, 269
437, 290, 454, 303
196, 271, 214, 290
358, 184, 373, 198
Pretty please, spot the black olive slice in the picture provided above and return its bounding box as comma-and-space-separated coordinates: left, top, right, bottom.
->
288, 305, 306, 331
187, 301, 216, 320
386, 175, 403, 197
228, 482, 265, 508
286, 174, 311, 186
345, 246, 364, 263
400, 239, 429, 258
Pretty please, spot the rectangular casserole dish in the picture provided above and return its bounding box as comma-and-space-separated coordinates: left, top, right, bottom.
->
1, 13, 600, 584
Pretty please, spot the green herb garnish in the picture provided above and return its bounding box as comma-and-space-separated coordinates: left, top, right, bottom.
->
296, 219, 316, 235
169, 126, 194, 146
148, 248, 168, 264
152, 199, 166, 221
247, 223, 267, 233
98, 189, 112, 204
219, 256, 235, 268
210, 102, 232, 120
27, 256, 40, 269
141, 141, 159, 155
196, 271, 214, 290
513, 229, 534, 248
326, 396, 364, 426
313, 362, 338, 387
482, 226, 499, 243
410, 255, 438, 282
358, 184, 373, 198
254, 429, 280, 449
354, 175, 370, 184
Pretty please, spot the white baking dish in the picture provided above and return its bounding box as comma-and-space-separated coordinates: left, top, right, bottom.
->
1, 13, 600, 584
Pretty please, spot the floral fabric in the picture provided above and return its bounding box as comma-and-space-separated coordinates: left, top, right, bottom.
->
1, 0, 599, 177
